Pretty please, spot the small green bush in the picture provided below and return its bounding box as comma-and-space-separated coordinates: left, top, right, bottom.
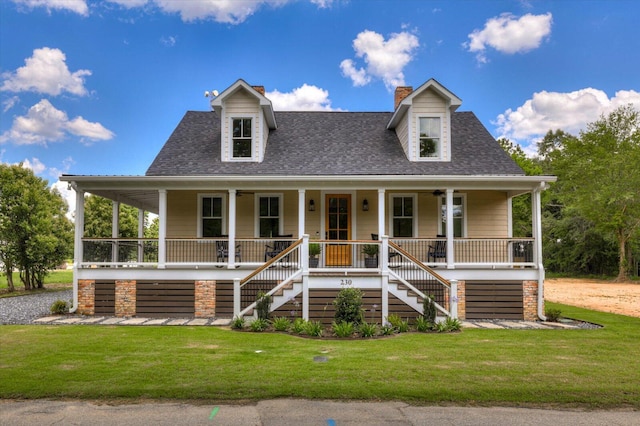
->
386, 314, 409, 332
250, 318, 269, 332
231, 316, 245, 330
423, 295, 437, 324
545, 308, 562, 322
333, 286, 364, 324
255, 291, 272, 321
380, 323, 396, 335
332, 321, 355, 338
50, 300, 69, 315
304, 321, 323, 337
435, 317, 462, 333
292, 317, 308, 334
414, 315, 433, 332
358, 321, 378, 338
272, 316, 291, 332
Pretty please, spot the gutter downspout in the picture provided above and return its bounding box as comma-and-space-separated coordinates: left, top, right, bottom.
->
69, 183, 84, 314
533, 182, 547, 321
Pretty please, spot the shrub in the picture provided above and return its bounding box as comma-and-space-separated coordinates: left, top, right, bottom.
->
50, 299, 69, 315
358, 321, 378, 338
545, 308, 562, 322
333, 286, 364, 324
250, 318, 269, 332
332, 321, 355, 338
231, 316, 245, 330
304, 320, 323, 337
272, 316, 291, 332
423, 295, 437, 324
414, 315, 432, 332
435, 317, 462, 333
386, 314, 409, 332
255, 291, 272, 321
380, 322, 396, 335
292, 317, 308, 334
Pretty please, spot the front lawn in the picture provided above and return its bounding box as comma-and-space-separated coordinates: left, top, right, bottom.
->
0, 270, 72, 296
0, 303, 638, 408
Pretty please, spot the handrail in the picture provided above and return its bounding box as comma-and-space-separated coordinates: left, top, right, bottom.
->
388, 241, 450, 288
240, 238, 303, 286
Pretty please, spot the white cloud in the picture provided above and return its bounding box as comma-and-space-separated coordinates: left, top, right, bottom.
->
107, 0, 149, 8
465, 13, 552, 63
160, 35, 177, 47
11, 0, 88, 15
495, 88, 640, 148
266, 84, 340, 111
152, 0, 291, 24
0, 99, 115, 145
2, 96, 20, 112
310, 0, 335, 7
51, 179, 76, 220
340, 30, 419, 91
1, 47, 91, 96
21, 157, 47, 175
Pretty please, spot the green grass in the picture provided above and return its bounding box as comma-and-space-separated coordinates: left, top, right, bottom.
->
1, 303, 639, 408
0, 270, 72, 296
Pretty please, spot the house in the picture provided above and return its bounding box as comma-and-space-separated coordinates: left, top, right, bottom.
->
61, 78, 555, 323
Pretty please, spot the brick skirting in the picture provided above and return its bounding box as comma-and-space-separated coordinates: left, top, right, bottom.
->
523, 280, 539, 321
77, 279, 95, 315
115, 280, 136, 317
195, 280, 216, 317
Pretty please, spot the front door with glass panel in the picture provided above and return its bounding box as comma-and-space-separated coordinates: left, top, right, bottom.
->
325, 194, 351, 266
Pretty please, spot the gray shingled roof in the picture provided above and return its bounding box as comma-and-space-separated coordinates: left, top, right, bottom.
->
145, 111, 524, 176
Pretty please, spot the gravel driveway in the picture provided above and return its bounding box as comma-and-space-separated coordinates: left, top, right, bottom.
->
0, 290, 73, 325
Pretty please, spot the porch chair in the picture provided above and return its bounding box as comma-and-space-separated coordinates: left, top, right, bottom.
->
427, 235, 447, 263
264, 234, 293, 262
216, 239, 242, 267
371, 234, 401, 267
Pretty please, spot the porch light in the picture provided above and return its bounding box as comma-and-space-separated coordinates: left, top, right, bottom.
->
362, 199, 369, 211
309, 199, 315, 211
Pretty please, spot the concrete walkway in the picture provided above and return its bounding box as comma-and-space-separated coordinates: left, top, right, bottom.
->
31, 315, 586, 329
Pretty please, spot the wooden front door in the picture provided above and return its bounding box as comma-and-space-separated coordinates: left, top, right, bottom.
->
325, 194, 351, 266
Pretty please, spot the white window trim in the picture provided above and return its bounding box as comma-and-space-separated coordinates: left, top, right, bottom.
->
197, 193, 227, 238
415, 114, 444, 161
438, 193, 467, 237
254, 193, 284, 238
228, 116, 257, 162
388, 193, 418, 238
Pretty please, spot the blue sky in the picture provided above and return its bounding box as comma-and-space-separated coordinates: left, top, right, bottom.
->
1, 0, 639, 211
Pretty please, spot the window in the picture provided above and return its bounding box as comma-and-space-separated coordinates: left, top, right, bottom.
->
258, 195, 281, 237
392, 196, 414, 237
200, 195, 224, 237
232, 118, 252, 158
419, 117, 441, 158
440, 195, 465, 237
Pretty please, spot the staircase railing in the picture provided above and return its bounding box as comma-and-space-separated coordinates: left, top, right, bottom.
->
387, 241, 453, 317
234, 238, 303, 318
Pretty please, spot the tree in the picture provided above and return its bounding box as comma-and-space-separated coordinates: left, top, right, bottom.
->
548, 106, 640, 281
0, 164, 73, 291
498, 138, 543, 237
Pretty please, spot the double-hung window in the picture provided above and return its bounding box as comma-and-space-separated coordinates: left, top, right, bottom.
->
392, 195, 415, 237
258, 195, 281, 237
418, 117, 441, 159
232, 118, 252, 159
200, 195, 225, 237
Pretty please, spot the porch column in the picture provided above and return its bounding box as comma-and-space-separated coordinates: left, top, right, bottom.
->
532, 186, 543, 266
138, 209, 145, 263
446, 189, 455, 269
377, 189, 385, 238
228, 190, 237, 269
298, 189, 306, 238
71, 187, 85, 313
158, 189, 167, 269
111, 201, 120, 263
381, 235, 389, 322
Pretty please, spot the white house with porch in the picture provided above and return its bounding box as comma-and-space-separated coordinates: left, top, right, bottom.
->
61, 78, 555, 323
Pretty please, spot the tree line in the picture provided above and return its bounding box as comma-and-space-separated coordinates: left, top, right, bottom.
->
501, 105, 640, 282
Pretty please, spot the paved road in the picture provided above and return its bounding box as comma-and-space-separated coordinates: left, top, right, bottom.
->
1, 399, 638, 425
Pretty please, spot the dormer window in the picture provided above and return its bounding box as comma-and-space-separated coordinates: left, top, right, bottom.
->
232, 118, 252, 159
418, 117, 441, 159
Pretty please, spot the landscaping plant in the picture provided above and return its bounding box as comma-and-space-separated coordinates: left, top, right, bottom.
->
333, 286, 364, 324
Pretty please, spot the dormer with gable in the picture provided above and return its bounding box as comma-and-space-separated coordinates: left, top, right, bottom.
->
387, 79, 462, 162
210, 79, 277, 163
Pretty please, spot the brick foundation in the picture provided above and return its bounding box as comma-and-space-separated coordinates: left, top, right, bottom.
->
115, 280, 136, 317
77, 279, 95, 315
456, 280, 466, 320
523, 280, 539, 321
195, 280, 216, 317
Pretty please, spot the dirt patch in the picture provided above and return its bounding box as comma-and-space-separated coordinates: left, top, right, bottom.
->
545, 278, 640, 318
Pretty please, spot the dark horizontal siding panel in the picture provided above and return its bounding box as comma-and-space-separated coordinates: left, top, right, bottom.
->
465, 281, 523, 320
95, 281, 115, 315
216, 281, 235, 317
136, 281, 195, 317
